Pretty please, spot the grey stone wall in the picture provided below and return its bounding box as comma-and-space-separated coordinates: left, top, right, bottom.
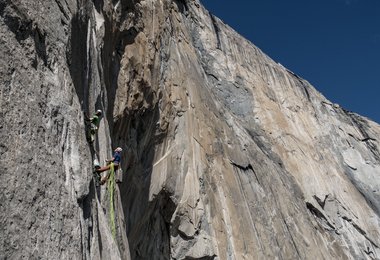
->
1, 0, 379, 259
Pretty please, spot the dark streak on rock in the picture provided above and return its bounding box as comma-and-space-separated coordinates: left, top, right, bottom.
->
364, 246, 375, 257
173, 0, 189, 14
229, 160, 253, 171
313, 194, 329, 209
206, 72, 219, 82
2, 3, 33, 42
184, 255, 217, 260
302, 84, 311, 102
361, 137, 376, 142
280, 211, 302, 259
286, 69, 311, 102
352, 222, 366, 236
209, 13, 221, 50
342, 216, 352, 222
342, 216, 379, 249
306, 202, 335, 230
33, 24, 47, 67
321, 101, 333, 106
229, 159, 260, 185
346, 112, 380, 161
348, 133, 357, 140
54, 0, 70, 21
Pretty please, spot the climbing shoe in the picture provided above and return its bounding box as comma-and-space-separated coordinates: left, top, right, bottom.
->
93, 173, 100, 186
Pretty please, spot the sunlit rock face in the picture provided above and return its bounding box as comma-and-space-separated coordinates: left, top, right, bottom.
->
1, 0, 380, 259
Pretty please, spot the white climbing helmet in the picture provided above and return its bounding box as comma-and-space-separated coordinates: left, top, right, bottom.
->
96, 109, 102, 116
115, 147, 122, 152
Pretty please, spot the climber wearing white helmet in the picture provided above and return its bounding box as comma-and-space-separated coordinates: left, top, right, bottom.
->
86, 109, 103, 143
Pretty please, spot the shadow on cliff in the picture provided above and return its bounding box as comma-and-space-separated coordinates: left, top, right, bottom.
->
67, 15, 103, 255
113, 101, 176, 259
112, 1, 191, 258
67, 0, 182, 257
67, 9, 103, 189
98, 1, 176, 257
67, 12, 90, 113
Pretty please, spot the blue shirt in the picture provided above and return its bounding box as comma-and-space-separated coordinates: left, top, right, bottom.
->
113, 151, 121, 165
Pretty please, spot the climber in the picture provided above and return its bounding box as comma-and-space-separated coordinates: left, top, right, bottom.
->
96, 147, 123, 185
85, 109, 102, 143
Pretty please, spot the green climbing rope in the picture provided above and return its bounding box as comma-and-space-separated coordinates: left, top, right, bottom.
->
107, 162, 116, 239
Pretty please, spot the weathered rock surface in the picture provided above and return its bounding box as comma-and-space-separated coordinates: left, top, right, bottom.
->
0, 0, 130, 259
1, 0, 380, 259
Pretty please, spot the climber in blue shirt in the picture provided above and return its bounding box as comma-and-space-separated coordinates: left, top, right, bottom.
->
95, 147, 123, 185
112, 150, 121, 166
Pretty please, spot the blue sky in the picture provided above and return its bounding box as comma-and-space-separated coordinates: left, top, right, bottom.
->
201, 0, 380, 123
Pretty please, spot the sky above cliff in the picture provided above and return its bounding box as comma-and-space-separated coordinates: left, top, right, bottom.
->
201, 0, 380, 123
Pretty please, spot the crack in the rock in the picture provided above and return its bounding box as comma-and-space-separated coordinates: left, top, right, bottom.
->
341, 216, 379, 249
184, 255, 217, 260
279, 210, 302, 259
206, 72, 219, 81
346, 112, 380, 161
313, 194, 329, 209
286, 69, 311, 102
54, 0, 70, 21
173, 0, 189, 14
361, 137, 376, 142
209, 13, 221, 50
364, 246, 375, 258
229, 159, 261, 185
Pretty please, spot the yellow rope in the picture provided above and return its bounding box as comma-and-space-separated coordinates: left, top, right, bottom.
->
107, 162, 116, 239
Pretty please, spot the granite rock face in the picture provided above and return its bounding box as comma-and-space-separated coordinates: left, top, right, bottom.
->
1, 0, 380, 259
0, 0, 130, 259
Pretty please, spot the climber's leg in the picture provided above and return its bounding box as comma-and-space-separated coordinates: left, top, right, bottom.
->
93, 172, 100, 186
100, 175, 108, 185
86, 129, 93, 143
100, 164, 118, 185
96, 165, 110, 173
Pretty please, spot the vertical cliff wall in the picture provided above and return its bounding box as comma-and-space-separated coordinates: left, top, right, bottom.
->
1, 0, 380, 259
0, 0, 130, 259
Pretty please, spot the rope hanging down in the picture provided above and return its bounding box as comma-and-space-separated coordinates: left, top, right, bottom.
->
107, 162, 116, 239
